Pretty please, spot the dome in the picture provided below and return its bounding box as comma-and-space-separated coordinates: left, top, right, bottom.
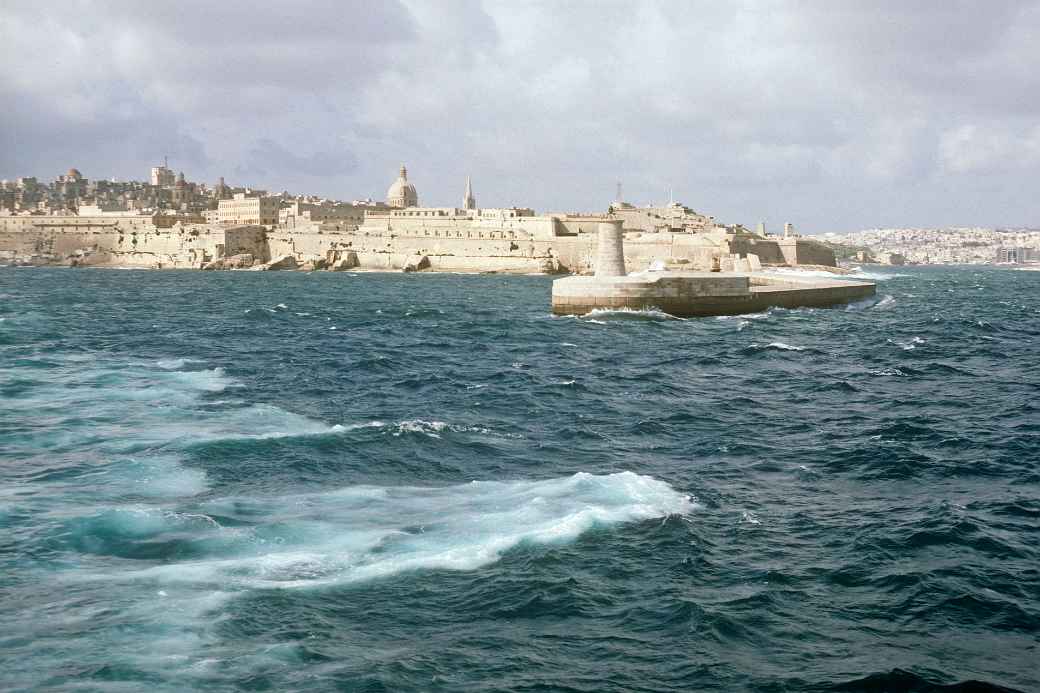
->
67, 168, 82, 180
386, 165, 418, 208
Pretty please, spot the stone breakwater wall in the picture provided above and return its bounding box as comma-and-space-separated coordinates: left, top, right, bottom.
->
551, 272, 876, 317
0, 217, 835, 273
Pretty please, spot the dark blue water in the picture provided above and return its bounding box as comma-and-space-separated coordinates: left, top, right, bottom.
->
1, 265, 1038, 692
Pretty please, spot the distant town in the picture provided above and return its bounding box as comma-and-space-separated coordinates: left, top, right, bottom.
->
0, 163, 1036, 271
0, 162, 837, 273
0, 162, 387, 225
824, 227, 1040, 267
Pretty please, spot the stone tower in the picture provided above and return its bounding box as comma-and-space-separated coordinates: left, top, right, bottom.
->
171, 171, 187, 205
463, 176, 476, 210
595, 220, 626, 277
214, 176, 231, 200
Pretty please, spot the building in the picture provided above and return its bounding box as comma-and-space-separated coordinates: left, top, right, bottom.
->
213, 177, 231, 200
217, 193, 281, 226
278, 200, 389, 228
77, 202, 139, 216
150, 165, 175, 188
463, 177, 476, 210
55, 168, 88, 203
996, 247, 1040, 264
607, 200, 714, 234
386, 165, 418, 208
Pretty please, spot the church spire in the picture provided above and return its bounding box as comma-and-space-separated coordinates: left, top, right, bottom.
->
463, 175, 476, 210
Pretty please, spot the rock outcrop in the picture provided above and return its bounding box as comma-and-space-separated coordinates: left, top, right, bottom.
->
260, 254, 297, 271
327, 250, 359, 271
202, 253, 255, 270
402, 255, 431, 273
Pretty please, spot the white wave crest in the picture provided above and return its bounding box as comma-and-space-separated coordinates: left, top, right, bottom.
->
156, 357, 204, 370
751, 341, 805, 352
87, 471, 695, 589
874, 294, 897, 309
850, 269, 909, 281
387, 420, 492, 438
889, 336, 925, 351
582, 307, 685, 321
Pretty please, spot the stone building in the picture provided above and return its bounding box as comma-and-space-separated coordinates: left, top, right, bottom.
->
463, 177, 476, 210
386, 165, 418, 208
608, 200, 714, 234
171, 172, 188, 207
278, 200, 389, 229
150, 165, 175, 188
218, 193, 280, 226
213, 177, 232, 200
55, 168, 88, 203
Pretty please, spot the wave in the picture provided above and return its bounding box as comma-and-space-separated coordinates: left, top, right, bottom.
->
869, 367, 908, 377
766, 341, 804, 351
849, 269, 910, 281
74, 471, 695, 589
818, 668, 1025, 692
156, 357, 205, 370
889, 336, 925, 351
744, 341, 811, 353
581, 307, 685, 321
2, 355, 345, 497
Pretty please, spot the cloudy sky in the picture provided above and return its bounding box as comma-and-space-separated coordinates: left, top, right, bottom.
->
1, 1, 1037, 232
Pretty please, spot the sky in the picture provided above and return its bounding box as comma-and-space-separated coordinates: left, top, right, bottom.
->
1, 0, 1038, 233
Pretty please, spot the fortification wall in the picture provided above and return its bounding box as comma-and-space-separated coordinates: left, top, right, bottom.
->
726, 235, 836, 267
791, 238, 836, 266
0, 217, 265, 268
0, 216, 834, 272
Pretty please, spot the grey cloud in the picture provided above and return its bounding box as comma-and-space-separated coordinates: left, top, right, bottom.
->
243, 138, 357, 181
1, 0, 1039, 230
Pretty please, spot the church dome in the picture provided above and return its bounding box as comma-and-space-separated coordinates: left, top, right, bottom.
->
386, 165, 418, 208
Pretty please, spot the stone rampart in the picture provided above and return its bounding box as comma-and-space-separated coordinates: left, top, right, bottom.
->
0, 215, 834, 273
0, 216, 266, 268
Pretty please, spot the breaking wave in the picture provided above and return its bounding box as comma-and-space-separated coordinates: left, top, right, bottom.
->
72, 471, 695, 589
581, 307, 686, 321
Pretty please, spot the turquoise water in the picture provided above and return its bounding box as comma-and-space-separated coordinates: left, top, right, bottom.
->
1, 266, 1037, 691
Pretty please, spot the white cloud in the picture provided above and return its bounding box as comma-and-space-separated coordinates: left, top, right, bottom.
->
2, 0, 1039, 230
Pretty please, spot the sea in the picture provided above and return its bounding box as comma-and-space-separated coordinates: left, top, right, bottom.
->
0, 265, 1037, 692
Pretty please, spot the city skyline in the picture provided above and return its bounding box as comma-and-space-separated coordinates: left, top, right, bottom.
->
2, 1, 1039, 233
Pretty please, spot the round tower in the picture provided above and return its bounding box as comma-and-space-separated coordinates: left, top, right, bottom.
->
595, 220, 626, 277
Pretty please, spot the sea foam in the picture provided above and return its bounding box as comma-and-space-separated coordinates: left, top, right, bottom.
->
86, 471, 695, 590
581, 307, 685, 321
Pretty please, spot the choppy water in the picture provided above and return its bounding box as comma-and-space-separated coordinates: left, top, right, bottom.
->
1, 266, 1038, 692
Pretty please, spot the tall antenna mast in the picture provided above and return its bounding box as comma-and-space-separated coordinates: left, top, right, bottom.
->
616, 180, 622, 202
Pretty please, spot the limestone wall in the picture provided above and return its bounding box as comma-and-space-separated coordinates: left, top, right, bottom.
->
0, 214, 834, 272
728, 234, 836, 267
0, 216, 265, 268
790, 238, 837, 266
